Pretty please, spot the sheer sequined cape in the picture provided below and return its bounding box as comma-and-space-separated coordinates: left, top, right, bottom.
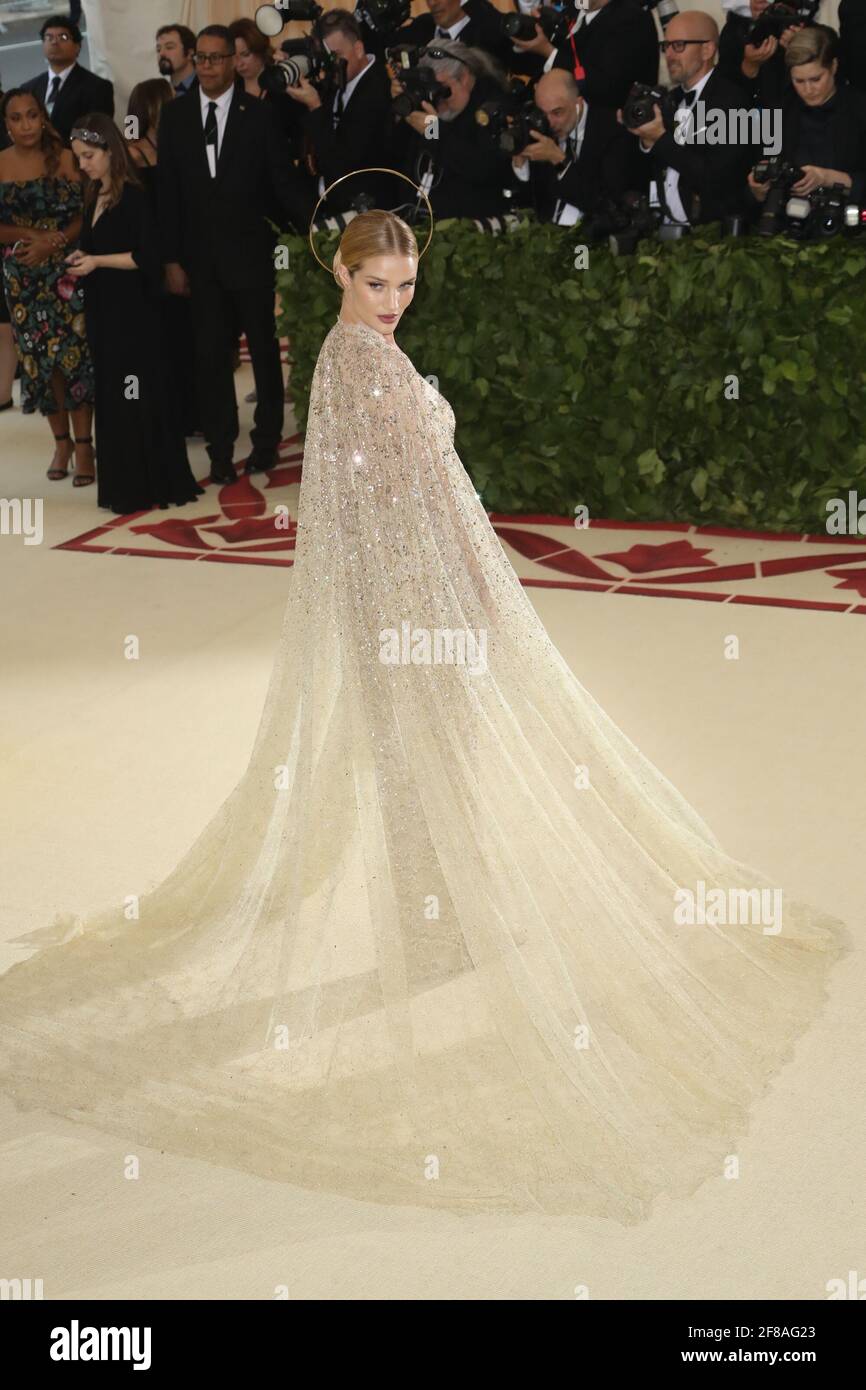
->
0, 317, 852, 1221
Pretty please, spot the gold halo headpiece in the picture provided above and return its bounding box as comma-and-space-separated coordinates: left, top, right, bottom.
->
308, 167, 434, 275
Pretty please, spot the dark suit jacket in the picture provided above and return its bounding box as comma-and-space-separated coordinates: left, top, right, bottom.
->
513, 103, 636, 221
157, 78, 313, 289
780, 84, 866, 202
552, 0, 659, 108
718, 12, 790, 110
643, 67, 758, 224
302, 57, 393, 212
22, 63, 114, 142
399, 72, 516, 219
364, 0, 512, 70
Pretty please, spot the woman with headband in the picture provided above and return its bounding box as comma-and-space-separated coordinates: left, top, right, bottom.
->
0, 169, 851, 1222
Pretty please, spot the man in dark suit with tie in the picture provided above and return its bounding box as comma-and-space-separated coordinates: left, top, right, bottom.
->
285, 10, 393, 215
22, 13, 114, 143
510, 68, 636, 223
625, 10, 756, 227
511, 0, 659, 105
158, 26, 314, 483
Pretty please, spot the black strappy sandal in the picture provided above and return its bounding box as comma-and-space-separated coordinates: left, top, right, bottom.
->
47, 430, 72, 480
71, 434, 96, 487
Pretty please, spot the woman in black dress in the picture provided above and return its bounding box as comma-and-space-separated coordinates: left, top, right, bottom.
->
66, 111, 204, 513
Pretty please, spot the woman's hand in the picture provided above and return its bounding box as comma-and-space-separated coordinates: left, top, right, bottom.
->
65, 250, 99, 277
404, 100, 438, 135
747, 171, 771, 202
16, 230, 56, 267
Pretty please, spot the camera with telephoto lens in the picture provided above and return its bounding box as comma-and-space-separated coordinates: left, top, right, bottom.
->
386, 45, 453, 118
748, 0, 819, 46
622, 82, 677, 131
356, 0, 411, 32
784, 184, 848, 239
752, 156, 804, 236
501, 3, 578, 46
641, 0, 680, 29
475, 96, 552, 155
259, 31, 346, 95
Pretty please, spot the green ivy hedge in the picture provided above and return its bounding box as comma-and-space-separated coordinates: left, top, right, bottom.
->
275, 219, 866, 531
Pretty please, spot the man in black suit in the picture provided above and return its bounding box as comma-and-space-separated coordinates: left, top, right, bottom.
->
510, 68, 636, 222
285, 10, 393, 214
158, 26, 313, 482
511, 0, 659, 106
22, 12, 114, 143
358, 0, 513, 70
625, 10, 757, 226
394, 40, 517, 219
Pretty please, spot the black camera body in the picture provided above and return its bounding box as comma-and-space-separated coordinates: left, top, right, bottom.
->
502, 4, 578, 47
356, 0, 411, 32
748, 1, 820, 46
476, 98, 552, 155
386, 46, 452, 117
785, 183, 849, 239
622, 83, 677, 131
580, 192, 662, 254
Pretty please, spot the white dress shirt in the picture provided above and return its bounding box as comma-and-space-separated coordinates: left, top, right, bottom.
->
542, 6, 600, 73
640, 68, 714, 226
317, 54, 376, 196
512, 99, 589, 225
199, 81, 235, 178
45, 62, 76, 115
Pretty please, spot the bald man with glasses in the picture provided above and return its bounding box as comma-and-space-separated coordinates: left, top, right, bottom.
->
623, 11, 759, 228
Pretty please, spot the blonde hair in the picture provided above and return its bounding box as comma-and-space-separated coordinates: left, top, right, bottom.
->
332, 210, 420, 289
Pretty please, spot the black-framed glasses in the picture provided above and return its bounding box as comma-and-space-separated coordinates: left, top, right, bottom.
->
193, 52, 233, 67
660, 39, 710, 53
420, 45, 472, 68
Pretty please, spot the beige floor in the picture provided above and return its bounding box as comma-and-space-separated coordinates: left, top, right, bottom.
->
1, 369, 864, 1300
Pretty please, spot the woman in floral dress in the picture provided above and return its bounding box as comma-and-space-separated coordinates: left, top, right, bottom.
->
0, 88, 95, 484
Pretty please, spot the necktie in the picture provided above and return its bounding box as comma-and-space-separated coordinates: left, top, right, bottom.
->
333, 87, 344, 128
47, 75, 61, 110
204, 100, 218, 170
435, 26, 449, 37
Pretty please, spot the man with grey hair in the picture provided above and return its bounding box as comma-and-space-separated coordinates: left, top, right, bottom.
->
391, 39, 517, 218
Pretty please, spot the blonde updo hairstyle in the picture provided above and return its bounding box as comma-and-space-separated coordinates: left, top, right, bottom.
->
332, 210, 419, 290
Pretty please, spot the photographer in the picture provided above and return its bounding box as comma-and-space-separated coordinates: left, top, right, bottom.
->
625, 11, 757, 227
510, 68, 635, 223
746, 25, 866, 211
356, 0, 513, 70
511, 0, 659, 108
288, 10, 392, 213
718, 0, 810, 108
393, 39, 516, 218
839, 0, 866, 94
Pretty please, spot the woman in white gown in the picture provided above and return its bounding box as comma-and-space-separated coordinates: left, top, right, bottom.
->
0, 204, 851, 1224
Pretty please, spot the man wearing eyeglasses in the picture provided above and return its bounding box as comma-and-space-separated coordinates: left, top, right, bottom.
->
623, 10, 757, 227
511, 0, 659, 109
21, 12, 114, 144
157, 26, 314, 484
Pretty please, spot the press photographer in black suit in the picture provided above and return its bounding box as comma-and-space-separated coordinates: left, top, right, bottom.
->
356, 0, 513, 70
158, 26, 312, 483
718, 0, 807, 108
392, 39, 516, 219
510, 0, 659, 107
747, 25, 866, 210
625, 11, 756, 227
22, 13, 113, 143
510, 68, 635, 223
286, 10, 393, 213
